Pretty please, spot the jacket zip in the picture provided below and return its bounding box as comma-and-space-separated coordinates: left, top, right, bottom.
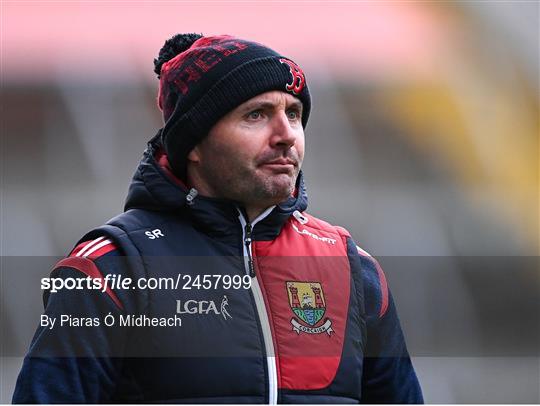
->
244, 223, 256, 277
238, 207, 278, 405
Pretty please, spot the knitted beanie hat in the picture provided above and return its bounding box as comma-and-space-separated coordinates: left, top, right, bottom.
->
154, 33, 311, 177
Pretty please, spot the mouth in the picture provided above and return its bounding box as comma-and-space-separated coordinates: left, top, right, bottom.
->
259, 160, 296, 173
260, 159, 297, 168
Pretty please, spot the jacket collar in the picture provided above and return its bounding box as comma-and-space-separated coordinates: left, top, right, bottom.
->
124, 131, 308, 242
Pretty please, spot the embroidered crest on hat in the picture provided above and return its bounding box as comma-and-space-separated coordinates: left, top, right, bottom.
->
279, 58, 306, 95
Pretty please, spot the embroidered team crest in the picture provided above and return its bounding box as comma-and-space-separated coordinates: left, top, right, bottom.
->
279, 58, 306, 95
286, 281, 333, 336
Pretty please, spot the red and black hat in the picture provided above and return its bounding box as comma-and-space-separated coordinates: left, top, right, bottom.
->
155, 34, 311, 177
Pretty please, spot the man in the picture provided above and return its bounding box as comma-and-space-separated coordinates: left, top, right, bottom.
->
13, 34, 423, 403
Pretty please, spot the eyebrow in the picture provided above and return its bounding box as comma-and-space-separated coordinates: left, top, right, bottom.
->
241, 99, 303, 112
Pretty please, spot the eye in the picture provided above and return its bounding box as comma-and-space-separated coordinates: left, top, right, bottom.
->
247, 110, 262, 120
287, 109, 301, 121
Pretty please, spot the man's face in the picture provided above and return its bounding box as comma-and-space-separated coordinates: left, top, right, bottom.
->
188, 90, 305, 208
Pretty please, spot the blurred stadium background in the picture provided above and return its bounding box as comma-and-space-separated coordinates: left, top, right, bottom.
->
1, 1, 538, 403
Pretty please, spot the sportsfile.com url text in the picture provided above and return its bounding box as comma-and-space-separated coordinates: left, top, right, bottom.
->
41, 274, 252, 293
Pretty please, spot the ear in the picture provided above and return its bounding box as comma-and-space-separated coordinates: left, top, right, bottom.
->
187, 146, 201, 163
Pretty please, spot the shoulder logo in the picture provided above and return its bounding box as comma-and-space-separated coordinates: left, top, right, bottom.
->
279, 58, 306, 95
291, 223, 336, 245
286, 281, 333, 336
145, 229, 164, 239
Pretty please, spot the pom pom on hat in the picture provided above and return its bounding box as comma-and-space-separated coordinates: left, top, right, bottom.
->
153, 33, 203, 78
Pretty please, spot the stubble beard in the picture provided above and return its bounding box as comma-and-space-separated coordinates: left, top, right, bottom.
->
201, 159, 299, 207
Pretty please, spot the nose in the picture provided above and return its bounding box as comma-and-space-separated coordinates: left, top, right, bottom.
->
269, 111, 299, 149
